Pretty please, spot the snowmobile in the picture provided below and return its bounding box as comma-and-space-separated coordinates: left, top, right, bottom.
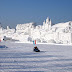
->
0, 45, 8, 48
33, 46, 40, 52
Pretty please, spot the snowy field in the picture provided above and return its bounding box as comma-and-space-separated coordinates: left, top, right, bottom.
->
0, 42, 72, 72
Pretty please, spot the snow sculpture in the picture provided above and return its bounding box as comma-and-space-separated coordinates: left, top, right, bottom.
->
0, 24, 3, 32
0, 17, 72, 44
42, 17, 52, 30
7, 26, 10, 29
16, 22, 35, 35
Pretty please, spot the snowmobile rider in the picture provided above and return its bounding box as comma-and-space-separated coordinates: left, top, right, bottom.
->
33, 46, 40, 52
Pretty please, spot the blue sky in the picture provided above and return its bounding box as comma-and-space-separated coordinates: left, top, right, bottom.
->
0, 0, 72, 28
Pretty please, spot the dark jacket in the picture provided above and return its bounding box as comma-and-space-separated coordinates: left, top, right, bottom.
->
33, 46, 40, 52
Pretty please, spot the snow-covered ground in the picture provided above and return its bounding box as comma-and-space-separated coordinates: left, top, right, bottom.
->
0, 42, 72, 72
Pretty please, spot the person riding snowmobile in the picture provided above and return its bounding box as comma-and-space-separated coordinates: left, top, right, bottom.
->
33, 46, 40, 52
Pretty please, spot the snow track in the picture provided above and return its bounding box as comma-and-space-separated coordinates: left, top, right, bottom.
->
0, 42, 72, 72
